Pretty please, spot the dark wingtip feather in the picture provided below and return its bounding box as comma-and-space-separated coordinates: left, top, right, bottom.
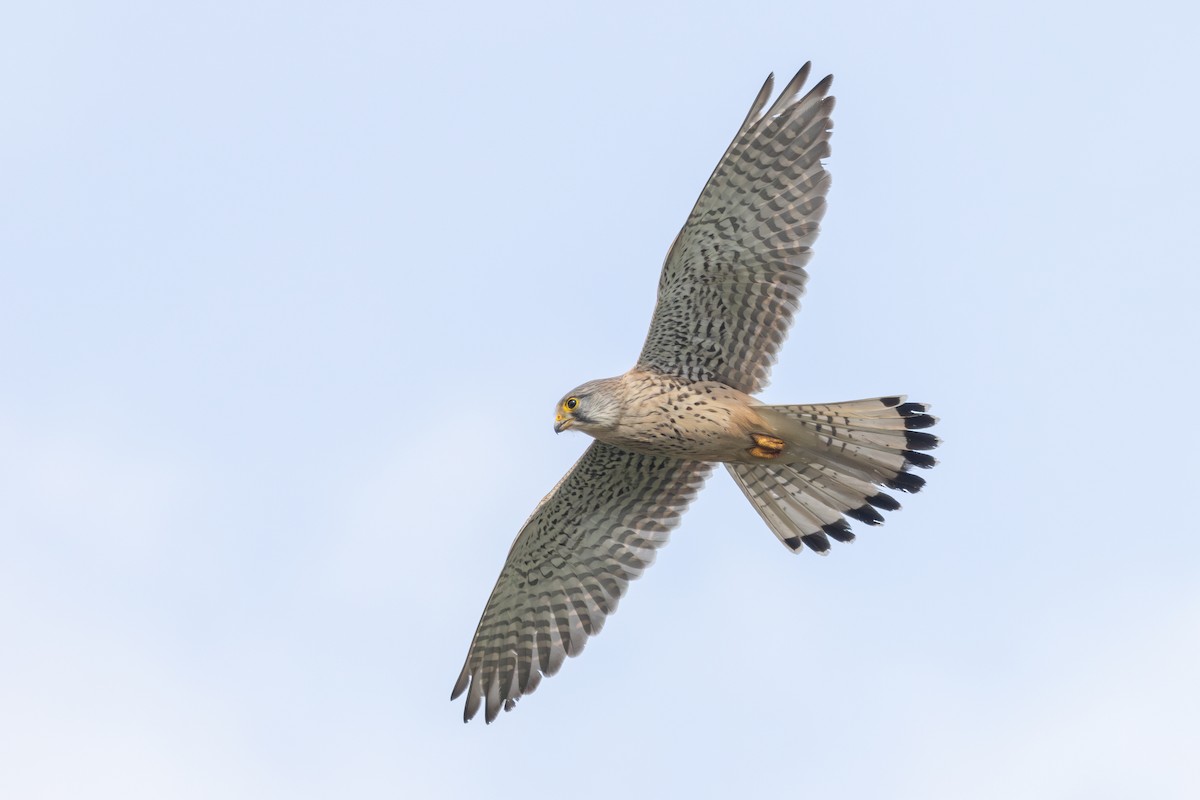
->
887, 471, 927, 493
905, 430, 941, 450
880, 396, 903, 407
846, 504, 885, 526
822, 519, 855, 542
897, 402, 938, 430
451, 669, 469, 700
866, 491, 901, 511
904, 451, 938, 469
801, 533, 831, 553
806, 73, 834, 101
784, 535, 803, 551
792, 61, 812, 89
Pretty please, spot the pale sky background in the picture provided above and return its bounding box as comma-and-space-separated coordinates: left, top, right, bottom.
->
3, 2, 1199, 798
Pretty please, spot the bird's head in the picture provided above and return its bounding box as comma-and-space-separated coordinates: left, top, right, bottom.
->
553, 377, 623, 435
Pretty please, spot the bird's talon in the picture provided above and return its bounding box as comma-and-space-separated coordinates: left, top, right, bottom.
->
748, 433, 785, 459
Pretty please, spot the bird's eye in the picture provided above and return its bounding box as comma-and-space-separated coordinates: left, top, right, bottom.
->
565, 397, 579, 410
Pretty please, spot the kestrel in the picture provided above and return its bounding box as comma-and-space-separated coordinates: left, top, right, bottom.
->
452, 63, 939, 723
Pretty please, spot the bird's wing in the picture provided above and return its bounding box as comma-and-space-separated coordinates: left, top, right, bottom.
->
452, 442, 712, 723
636, 64, 835, 394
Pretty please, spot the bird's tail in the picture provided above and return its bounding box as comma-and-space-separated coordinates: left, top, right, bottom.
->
727, 396, 939, 553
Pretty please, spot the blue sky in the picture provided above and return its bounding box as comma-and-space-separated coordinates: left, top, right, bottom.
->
3, 1, 1199, 797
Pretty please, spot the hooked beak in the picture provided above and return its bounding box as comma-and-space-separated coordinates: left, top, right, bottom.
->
554, 416, 574, 434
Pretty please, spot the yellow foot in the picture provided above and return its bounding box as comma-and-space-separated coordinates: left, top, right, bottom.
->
748, 433, 785, 459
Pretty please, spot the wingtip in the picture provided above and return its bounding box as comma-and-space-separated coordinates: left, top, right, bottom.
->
451, 672, 468, 701
793, 61, 812, 88
810, 73, 834, 96
886, 471, 926, 494
904, 450, 938, 469
740, 73, 777, 131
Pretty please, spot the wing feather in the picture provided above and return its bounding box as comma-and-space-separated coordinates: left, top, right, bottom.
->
452, 442, 712, 723
637, 66, 835, 393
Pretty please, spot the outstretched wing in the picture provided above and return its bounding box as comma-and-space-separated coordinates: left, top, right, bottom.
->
451, 442, 711, 723
637, 64, 835, 394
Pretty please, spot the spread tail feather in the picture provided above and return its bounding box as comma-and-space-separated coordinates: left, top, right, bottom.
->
727, 396, 938, 554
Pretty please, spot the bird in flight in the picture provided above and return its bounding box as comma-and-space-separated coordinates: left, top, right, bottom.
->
452, 63, 939, 723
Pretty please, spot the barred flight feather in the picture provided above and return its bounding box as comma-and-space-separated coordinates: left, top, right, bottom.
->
452, 442, 711, 723
637, 66, 836, 394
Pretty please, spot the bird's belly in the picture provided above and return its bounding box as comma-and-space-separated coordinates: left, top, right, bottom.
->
600, 380, 764, 461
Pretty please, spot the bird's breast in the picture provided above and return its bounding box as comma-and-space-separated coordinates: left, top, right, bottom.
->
599, 375, 765, 461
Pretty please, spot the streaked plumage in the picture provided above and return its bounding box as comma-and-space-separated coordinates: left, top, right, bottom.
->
453, 63, 939, 723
